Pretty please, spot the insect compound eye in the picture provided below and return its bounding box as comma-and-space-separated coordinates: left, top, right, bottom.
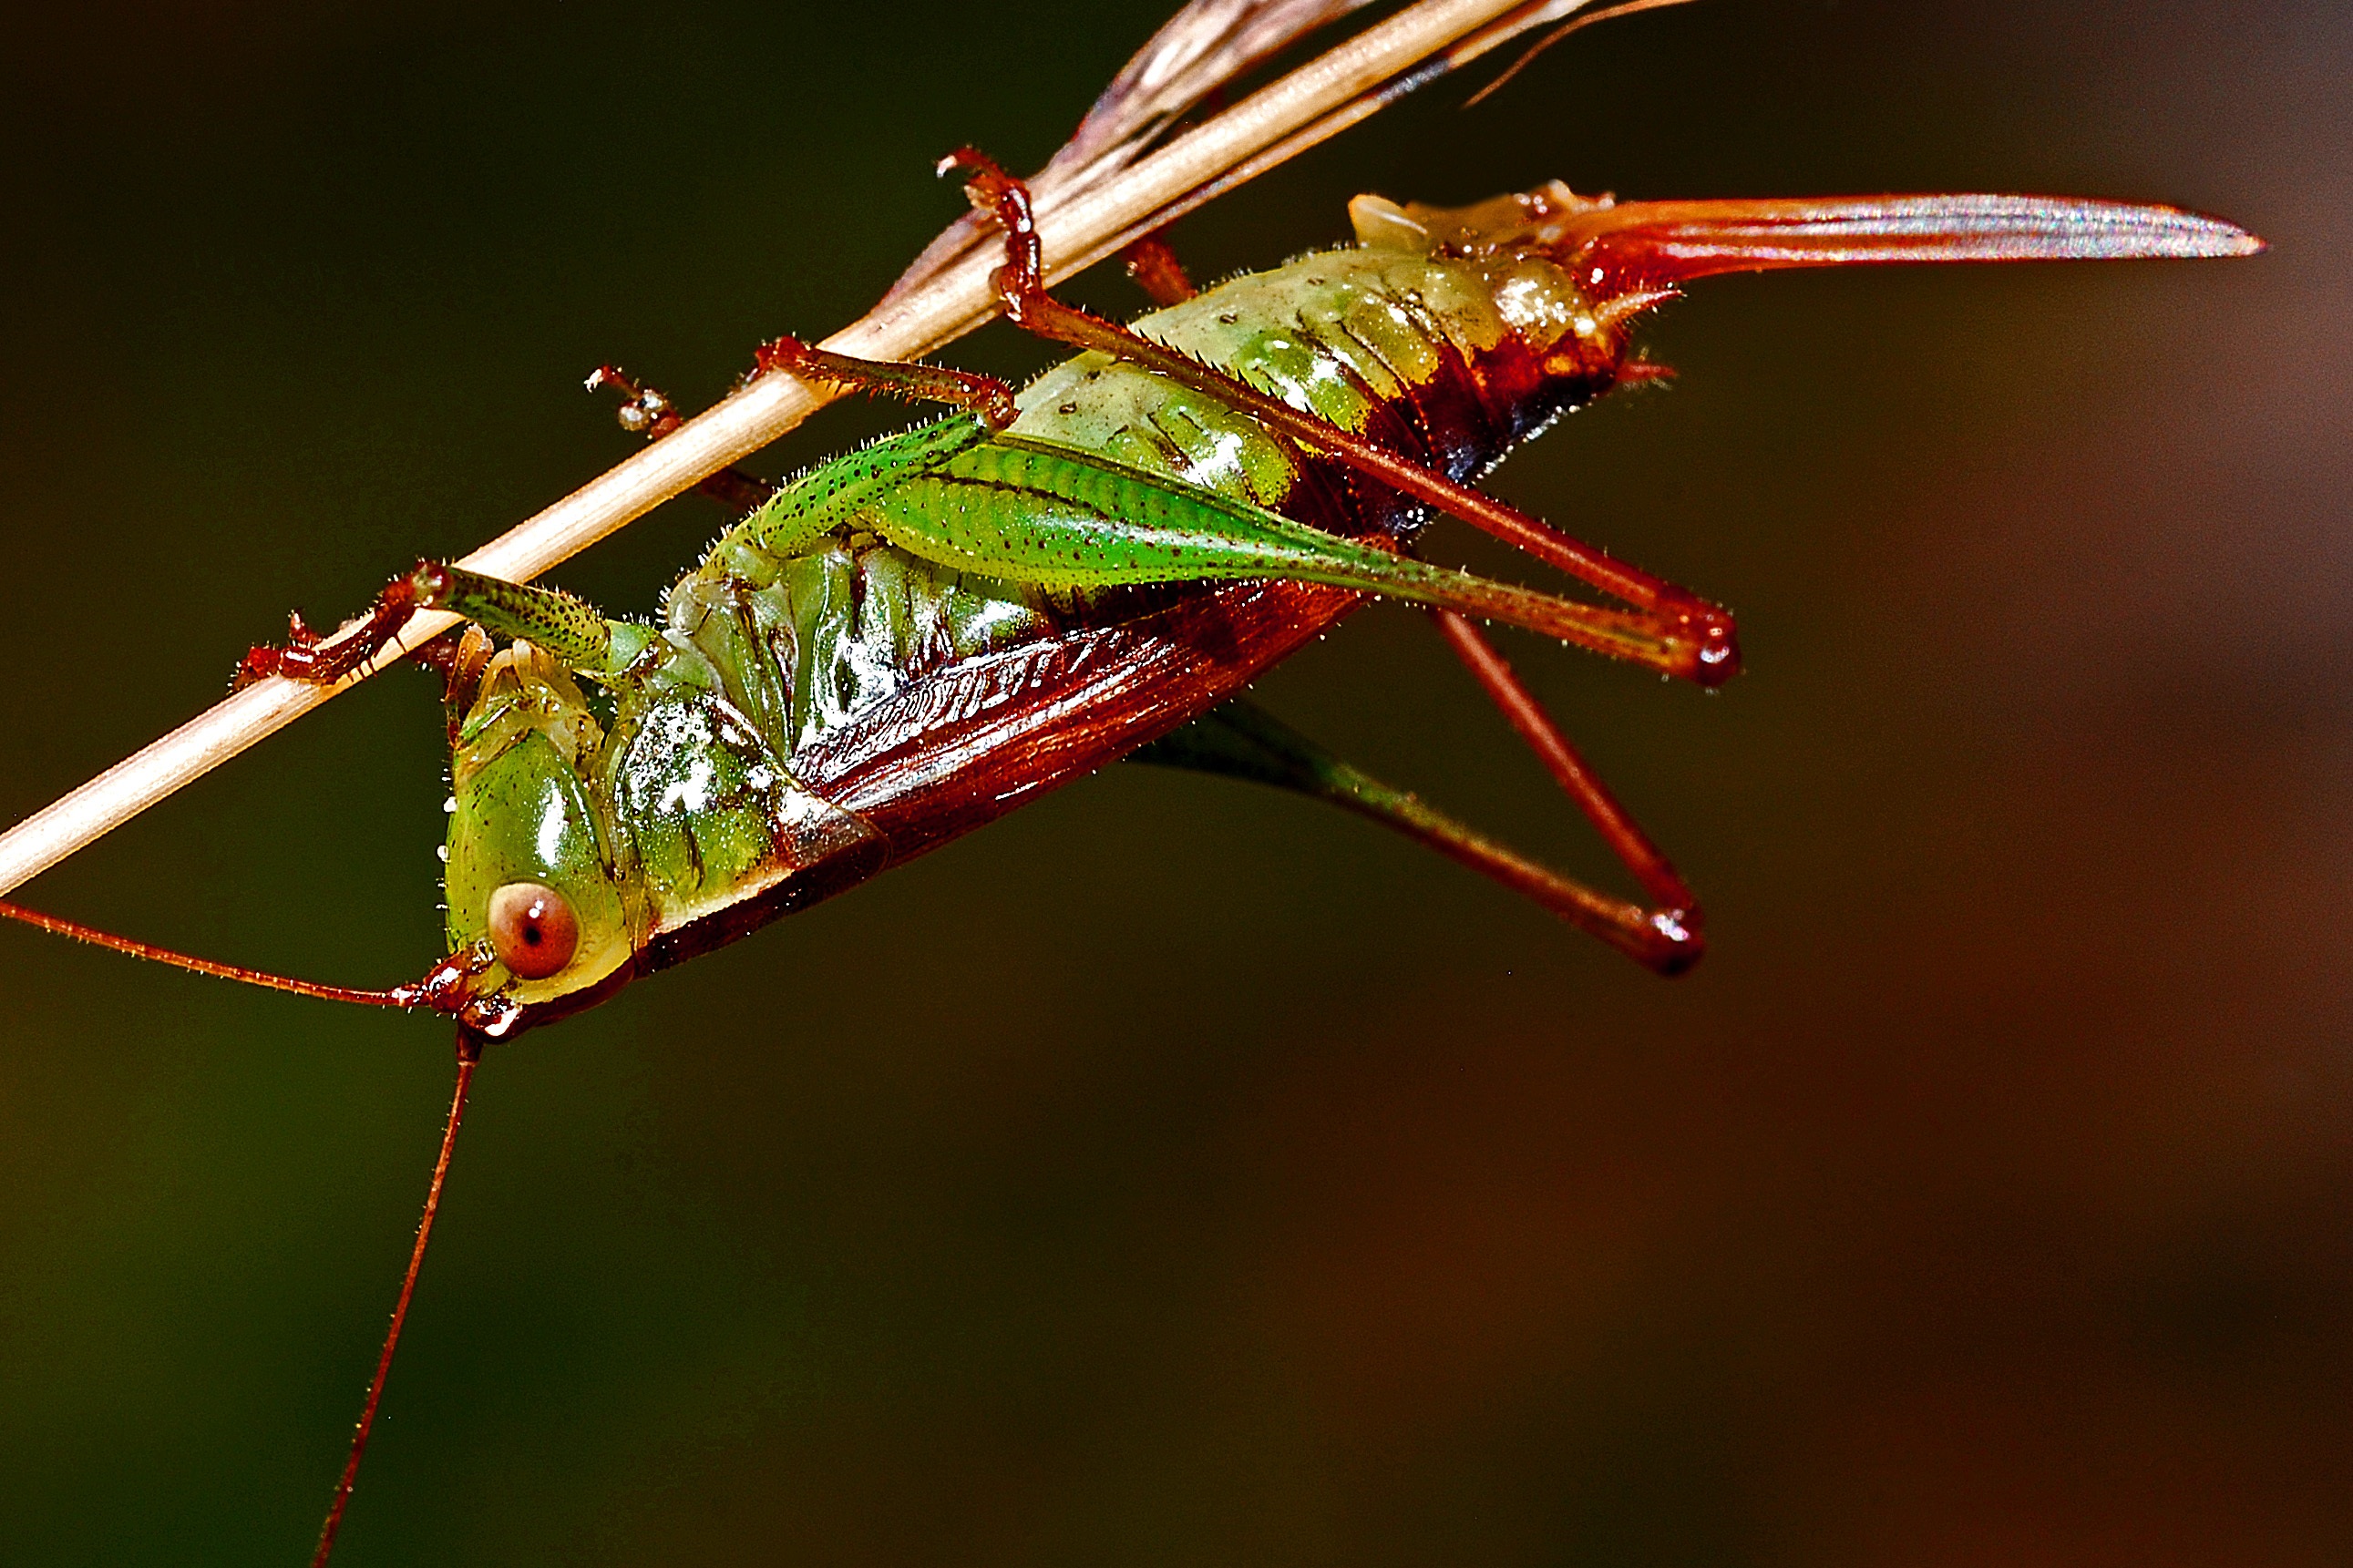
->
486, 881, 580, 979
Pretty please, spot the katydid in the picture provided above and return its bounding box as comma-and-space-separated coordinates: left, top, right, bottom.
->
0, 150, 2258, 1561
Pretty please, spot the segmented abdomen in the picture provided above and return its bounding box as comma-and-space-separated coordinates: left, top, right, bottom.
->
1010, 245, 1583, 537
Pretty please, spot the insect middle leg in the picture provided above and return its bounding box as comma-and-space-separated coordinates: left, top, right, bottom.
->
938, 148, 1738, 686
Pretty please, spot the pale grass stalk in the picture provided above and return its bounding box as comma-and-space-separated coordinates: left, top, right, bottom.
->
0, 0, 1588, 899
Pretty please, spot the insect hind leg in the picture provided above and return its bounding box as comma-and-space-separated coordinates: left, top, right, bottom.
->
1429, 609, 1702, 959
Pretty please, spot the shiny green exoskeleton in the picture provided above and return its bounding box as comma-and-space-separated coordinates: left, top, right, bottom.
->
434, 190, 1646, 1025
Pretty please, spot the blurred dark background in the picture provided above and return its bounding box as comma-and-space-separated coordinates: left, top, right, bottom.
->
1, 2, 2346, 1563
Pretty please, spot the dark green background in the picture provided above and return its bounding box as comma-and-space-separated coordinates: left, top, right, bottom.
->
3, 2, 2346, 1562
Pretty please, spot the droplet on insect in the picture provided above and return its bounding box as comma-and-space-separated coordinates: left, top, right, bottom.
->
443, 797, 457, 814
436, 845, 449, 862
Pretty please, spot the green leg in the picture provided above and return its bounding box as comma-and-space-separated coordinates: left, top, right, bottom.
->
1133, 700, 1703, 974
408, 563, 640, 675
236, 561, 641, 688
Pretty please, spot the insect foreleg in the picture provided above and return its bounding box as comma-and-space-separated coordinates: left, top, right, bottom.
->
586, 364, 776, 517
243, 563, 640, 689
1133, 700, 1700, 973
234, 569, 431, 689
939, 148, 1739, 687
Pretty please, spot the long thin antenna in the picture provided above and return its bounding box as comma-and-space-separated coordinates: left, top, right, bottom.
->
0, 898, 426, 1009
313, 1034, 484, 1568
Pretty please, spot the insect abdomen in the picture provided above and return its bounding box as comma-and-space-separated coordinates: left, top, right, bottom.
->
1008, 244, 1614, 533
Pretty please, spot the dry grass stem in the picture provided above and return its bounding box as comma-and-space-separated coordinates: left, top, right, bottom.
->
0, 0, 1592, 899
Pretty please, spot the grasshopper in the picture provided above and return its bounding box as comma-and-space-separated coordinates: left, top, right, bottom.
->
1, 147, 2256, 1561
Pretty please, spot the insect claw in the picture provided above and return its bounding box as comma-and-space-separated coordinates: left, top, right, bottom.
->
234, 572, 424, 690
1679, 600, 1741, 685
587, 364, 683, 439
933, 145, 1002, 184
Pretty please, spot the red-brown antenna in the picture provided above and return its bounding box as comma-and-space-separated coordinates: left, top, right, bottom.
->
313, 1032, 484, 1567
0, 897, 439, 1009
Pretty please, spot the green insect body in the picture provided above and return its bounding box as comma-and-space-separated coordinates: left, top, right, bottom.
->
437, 192, 1636, 1030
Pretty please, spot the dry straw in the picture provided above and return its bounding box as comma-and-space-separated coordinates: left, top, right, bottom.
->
0, 0, 1609, 899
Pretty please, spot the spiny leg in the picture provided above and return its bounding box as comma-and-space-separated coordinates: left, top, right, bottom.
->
1134, 700, 1701, 973
234, 567, 437, 690
627, 333, 1665, 671
407, 562, 638, 674
820, 434, 1712, 665
753, 333, 1020, 430
239, 356, 784, 692
242, 561, 639, 689
937, 147, 1737, 686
